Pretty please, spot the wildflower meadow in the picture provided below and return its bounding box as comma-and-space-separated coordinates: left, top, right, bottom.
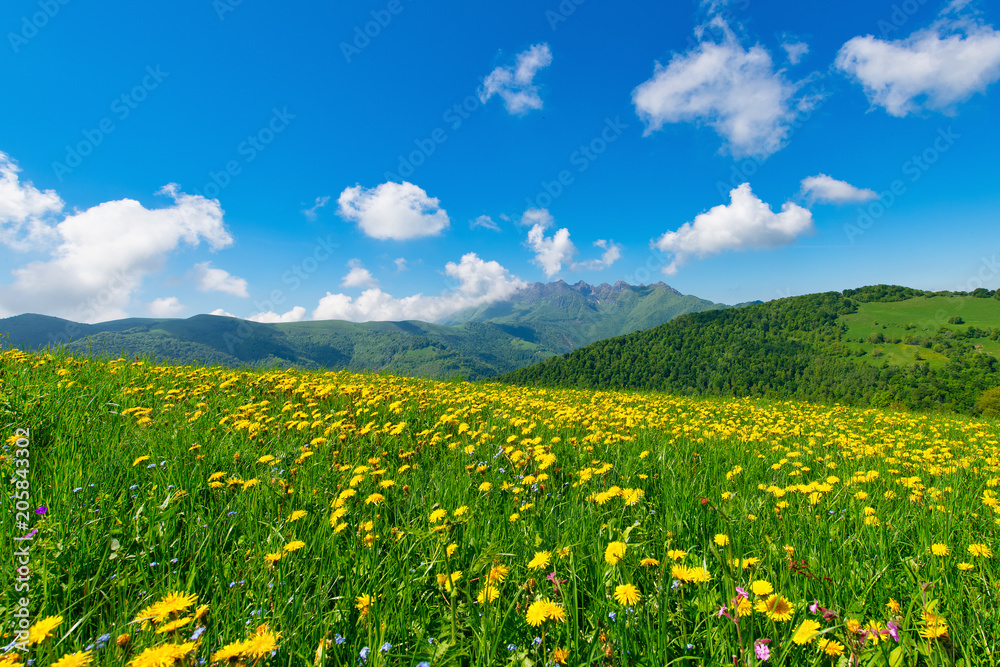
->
1, 348, 998, 666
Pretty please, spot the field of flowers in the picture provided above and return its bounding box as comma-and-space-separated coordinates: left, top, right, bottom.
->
1, 348, 999, 666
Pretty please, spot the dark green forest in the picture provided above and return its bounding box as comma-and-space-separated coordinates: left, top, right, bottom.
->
503, 285, 1000, 415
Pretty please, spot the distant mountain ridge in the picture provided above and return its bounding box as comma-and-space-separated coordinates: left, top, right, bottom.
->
0, 280, 722, 379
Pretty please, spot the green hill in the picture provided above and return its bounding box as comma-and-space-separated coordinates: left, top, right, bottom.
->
501, 285, 1000, 415
0, 280, 720, 380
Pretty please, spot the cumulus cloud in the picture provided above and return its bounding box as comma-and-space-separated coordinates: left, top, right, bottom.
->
394, 257, 407, 271
527, 224, 576, 278
248, 306, 307, 323
480, 43, 553, 115
632, 18, 815, 158
652, 183, 813, 274
800, 174, 877, 204
312, 253, 527, 323
302, 195, 330, 221
337, 181, 449, 240
148, 296, 184, 317
782, 40, 810, 64
470, 214, 501, 232
192, 261, 249, 297
0, 183, 232, 322
341, 259, 379, 288
209, 308, 236, 318
835, 7, 1000, 116
0, 151, 64, 250
520, 208, 621, 276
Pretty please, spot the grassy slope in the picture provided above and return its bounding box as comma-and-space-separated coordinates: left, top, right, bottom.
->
841, 297, 1000, 369
3, 348, 999, 665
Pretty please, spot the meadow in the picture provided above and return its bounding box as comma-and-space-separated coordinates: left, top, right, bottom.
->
1, 348, 999, 666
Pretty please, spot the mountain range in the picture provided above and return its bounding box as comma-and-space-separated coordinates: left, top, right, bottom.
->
0, 280, 722, 379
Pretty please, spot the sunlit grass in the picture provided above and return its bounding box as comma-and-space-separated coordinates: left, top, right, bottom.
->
1, 348, 998, 666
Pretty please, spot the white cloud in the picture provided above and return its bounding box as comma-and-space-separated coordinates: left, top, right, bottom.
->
192, 261, 249, 297
573, 239, 623, 271
519, 208, 621, 276
835, 8, 1000, 116
470, 214, 501, 232
341, 259, 379, 288
632, 18, 815, 158
800, 174, 877, 204
480, 43, 553, 115
337, 181, 449, 240
249, 306, 307, 323
149, 296, 184, 317
302, 195, 330, 221
209, 308, 236, 318
782, 40, 810, 64
518, 208, 554, 228
394, 257, 407, 271
0, 183, 232, 322
527, 224, 576, 278
0, 151, 64, 250
652, 182, 814, 274
312, 253, 526, 323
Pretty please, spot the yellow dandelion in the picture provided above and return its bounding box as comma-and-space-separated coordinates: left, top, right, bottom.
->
791, 619, 821, 645
28, 615, 63, 645
931, 543, 951, 556
640, 558, 660, 567
488, 564, 509, 583
750, 580, 773, 597
155, 617, 192, 634
968, 543, 993, 558
613, 583, 641, 606
429, 509, 448, 523
528, 550, 551, 570
754, 595, 794, 622
525, 599, 549, 627
355, 595, 372, 616
288, 510, 307, 522
477, 585, 500, 604
211, 640, 251, 663
133, 642, 197, 667
242, 625, 280, 659
545, 601, 567, 622
604, 541, 627, 565
283, 540, 305, 553
51, 652, 92, 667
816, 639, 845, 657
714, 533, 730, 546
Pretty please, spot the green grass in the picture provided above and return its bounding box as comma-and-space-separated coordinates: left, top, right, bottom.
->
2, 348, 999, 666
840, 296, 1000, 344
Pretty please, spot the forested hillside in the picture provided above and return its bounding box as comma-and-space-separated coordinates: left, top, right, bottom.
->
503, 286, 1000, 414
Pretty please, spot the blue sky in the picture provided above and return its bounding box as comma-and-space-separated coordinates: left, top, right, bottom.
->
1, 0, 999, 323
